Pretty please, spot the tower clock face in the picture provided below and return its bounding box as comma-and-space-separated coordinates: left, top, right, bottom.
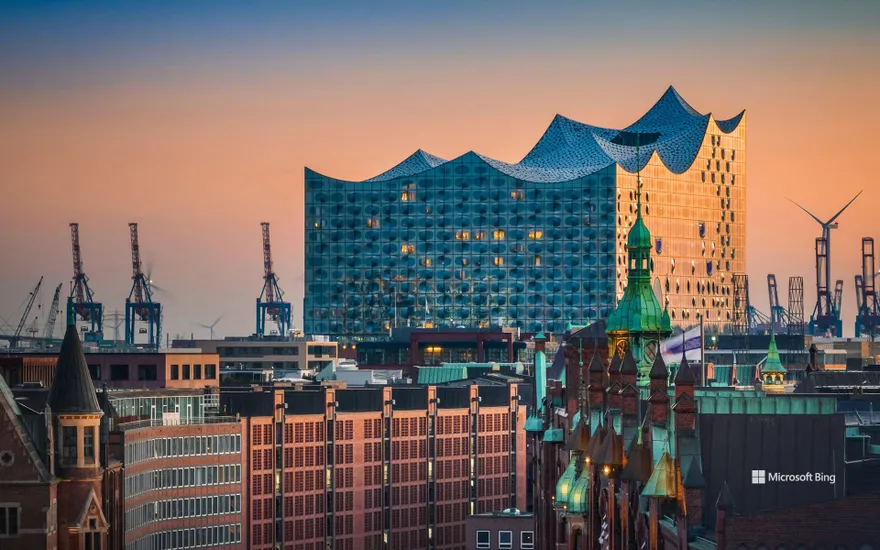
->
644, 340, 658, 363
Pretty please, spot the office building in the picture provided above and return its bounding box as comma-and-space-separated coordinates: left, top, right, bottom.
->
304, 86, 745, 339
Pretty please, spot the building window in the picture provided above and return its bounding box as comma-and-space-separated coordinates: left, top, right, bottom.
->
83, 426, 95, 463
421, 258, 432, 267
194, 365, 202, 379
0, 505, 19, 537
494, 257, 504, 266
110, 365, 129, 381
534, 256, 541, 266
401, 244, 415, 254
401, 184, 415, 202
62, 426, 77, 463
205, 364, 217, 379
493, 229, 505, 240
183, 365, 191, 380
85, 530, 101, 550
476, 530, 490, 550
367, 217, 380, 228
137, 365, 157, 381
455, 231, 470, 241
171, 365, 180, 380
521, 531, 535, 549
499, 530, 513, 550
88, 365, 101, 380
474, 231, 486, 241
528, 230, 543, 240
510, 190, 524, 200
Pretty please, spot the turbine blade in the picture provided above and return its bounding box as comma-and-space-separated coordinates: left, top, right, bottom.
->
827, 190, 863, 224
786, 197, 825, 226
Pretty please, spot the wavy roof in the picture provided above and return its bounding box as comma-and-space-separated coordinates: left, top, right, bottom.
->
336, 86, 744, 184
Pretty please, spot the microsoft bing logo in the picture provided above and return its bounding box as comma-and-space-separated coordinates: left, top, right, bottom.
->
751, 469, 835, 484
751, 470, 766, 484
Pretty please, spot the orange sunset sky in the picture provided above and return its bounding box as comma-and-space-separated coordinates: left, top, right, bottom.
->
1, 1, 879, 338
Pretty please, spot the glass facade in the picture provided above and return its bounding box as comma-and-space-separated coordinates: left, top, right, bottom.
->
303, 88, 745, 339
304, 157, 618, 337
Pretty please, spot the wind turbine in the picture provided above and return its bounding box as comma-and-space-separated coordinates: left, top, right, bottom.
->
787, 190, 862, 337
198, 315, 223, 340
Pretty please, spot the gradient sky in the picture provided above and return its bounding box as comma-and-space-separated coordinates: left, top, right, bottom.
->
2, 1, 879, 340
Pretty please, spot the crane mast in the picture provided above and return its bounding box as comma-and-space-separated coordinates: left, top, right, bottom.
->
43, 284, 62, 341
68, 223, 103, 340
12, 277, 43, 348
125, 222, 161, 348
256, 222, 291, 336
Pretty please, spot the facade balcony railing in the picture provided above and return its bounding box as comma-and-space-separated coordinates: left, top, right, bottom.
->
115, 415, 240, 431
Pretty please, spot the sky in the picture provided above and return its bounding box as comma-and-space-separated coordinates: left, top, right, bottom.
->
1, 0, 879, 340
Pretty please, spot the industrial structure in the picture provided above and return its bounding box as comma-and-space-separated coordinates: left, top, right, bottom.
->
256, 222, 292, 336
124, 222, 161, 348
855, 237, 880, 339
732, 274, 805, 336
304, 86, 747, 339
789, 191, 862, 337
67, 222, 104, 341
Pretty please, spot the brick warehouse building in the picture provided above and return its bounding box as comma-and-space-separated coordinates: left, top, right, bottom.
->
221, 381, 528, 550
527, 189, 880, 549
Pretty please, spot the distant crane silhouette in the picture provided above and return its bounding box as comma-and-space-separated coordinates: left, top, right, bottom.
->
198, 315, 223, 340
788, 190, 862, 337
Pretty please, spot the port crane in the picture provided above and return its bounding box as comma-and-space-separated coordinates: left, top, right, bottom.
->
256, 222, 291, 336
788, 191, 861, 337
42, 284, 62, 343
9, 277, 43, 349
124, 223, 161, 348
68, 223, 104, 341
855, 237, 880, 338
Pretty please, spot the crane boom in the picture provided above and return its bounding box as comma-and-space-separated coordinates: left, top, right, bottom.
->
261, 222, 275, 304
833, 279, 844, 316
70, 223, 86, 303
43, 284, 62, 340
129, 223, 151, 303
13, 277, 43, 342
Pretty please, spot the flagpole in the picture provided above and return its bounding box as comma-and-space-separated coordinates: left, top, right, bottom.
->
700, 314, 706, 387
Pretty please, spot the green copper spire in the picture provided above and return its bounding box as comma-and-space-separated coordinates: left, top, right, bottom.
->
606, 144, 671, 336
762, 331, 787, 374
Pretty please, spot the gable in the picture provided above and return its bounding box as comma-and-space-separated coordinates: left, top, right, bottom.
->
0, 382, 51, 483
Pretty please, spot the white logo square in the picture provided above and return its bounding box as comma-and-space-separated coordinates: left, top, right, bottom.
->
751, 470, 766, 484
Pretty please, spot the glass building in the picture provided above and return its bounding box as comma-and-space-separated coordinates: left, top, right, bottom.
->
304, 87, 745, 339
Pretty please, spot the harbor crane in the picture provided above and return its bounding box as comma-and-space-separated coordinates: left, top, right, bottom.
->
788, 191, 861, 337
68, 223, 104, 341
124, 223, 161, 348
42, 284, 62, 343
10, 277, 43, 349
855, 237, 880, 338
256, 222, 291, 336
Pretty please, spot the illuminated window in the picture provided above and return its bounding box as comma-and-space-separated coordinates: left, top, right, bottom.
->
494, 257, 504, 266
400, 184, 415, 202
474, 231, 486, 241
455, 231, 470, 241
511, 190, 524, 200
528, 231, 543, 240
401, 244, 415, 254
421, 258, 432, 267
493, 230, 505, 240
534, 256, 541, 266
367, 218, 380, 228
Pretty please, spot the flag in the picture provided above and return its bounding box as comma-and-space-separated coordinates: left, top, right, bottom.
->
660, 326, 702, 363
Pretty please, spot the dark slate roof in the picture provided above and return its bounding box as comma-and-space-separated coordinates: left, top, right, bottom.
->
673, 354, 696, 385
48, 325, 101, 414
649, 353, 668, 380
548, 344, 567, 380
794, 371, 880, 393
682, 456, 705, 488
608, 353, 621, 375
620, 434, 652, 483
566, 417, 589, 451
716, 481, 734, 510
589, 350, 604, 373
620, 349, 638, 375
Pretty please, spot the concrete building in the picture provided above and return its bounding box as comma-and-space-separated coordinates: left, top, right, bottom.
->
221, 381, 528, 550
174, 336, 338, 376
304, 86, 746, 338
465, 510, 534, 550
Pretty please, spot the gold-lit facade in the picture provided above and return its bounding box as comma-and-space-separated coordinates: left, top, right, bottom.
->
616, 116, 746, 330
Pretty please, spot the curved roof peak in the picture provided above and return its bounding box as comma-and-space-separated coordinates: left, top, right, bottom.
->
321, 87, 742, 184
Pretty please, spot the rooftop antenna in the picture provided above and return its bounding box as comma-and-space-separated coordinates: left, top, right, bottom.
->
788, 191, 862, 337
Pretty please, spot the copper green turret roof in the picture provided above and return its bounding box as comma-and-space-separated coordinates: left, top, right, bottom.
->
606, 176, 672, 336
761, 332, 787, 374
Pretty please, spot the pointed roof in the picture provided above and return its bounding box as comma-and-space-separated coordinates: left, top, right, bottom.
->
589, 350, 605, 373
674, 353, 696, 385
682, 457, 705, 488
620, 348, 639, 376
608, 352, 621, 375
716, 481, 734, 510
566, 416, 589, 451
649, 352, 669, 381
595, 424, 623, 467
761, 332, 788, 374
48, 325, 101, 415
584, 425, 606, 463
642, 451, 677, 498
620, 431, 652, 483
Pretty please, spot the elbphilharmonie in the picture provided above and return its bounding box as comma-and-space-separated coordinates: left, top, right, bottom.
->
303, 87, 745, 339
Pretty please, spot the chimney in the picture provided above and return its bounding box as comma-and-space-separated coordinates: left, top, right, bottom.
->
648, 353, 670, 425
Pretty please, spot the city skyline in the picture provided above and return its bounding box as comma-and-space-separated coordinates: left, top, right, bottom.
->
2, 1, 880, 339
